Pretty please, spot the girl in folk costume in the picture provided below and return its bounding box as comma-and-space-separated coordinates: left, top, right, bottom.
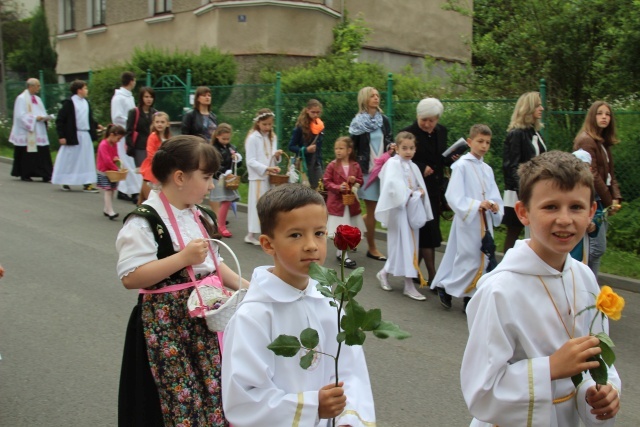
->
209, 123, 242, 238
116, 136, 249, 426
244, 109, 282, 245
288, 99, 325, 189
323, 137, 365, 268
375, 132, 433, 301
432, 125, 504, 312
96, 124, 126, 220
138, 111, 171, 204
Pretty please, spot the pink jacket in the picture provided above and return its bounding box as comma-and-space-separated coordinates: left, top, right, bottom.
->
322, 160, 364, 217
96, 139, 119, 172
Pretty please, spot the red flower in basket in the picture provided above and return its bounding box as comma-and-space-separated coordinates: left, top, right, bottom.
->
333, 225, 361, 251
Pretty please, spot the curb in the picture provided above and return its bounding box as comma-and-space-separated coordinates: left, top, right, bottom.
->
2, 155, 637, 293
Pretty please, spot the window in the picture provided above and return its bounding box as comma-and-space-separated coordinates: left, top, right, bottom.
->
154, 0, 172, 14
63, 0, 75, 32
91, 0, 106, 26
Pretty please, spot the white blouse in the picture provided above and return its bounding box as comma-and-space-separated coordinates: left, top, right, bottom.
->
116, 190, 221, 280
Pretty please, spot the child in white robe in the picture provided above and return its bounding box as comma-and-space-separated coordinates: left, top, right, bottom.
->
244, 108, 282, 245
222, 184, 376, 427
375, 132, 433, 300
461, 151, 621, 427
431, 125, 503, 311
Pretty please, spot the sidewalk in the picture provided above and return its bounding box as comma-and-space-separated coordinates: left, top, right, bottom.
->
2, 154, 637, 293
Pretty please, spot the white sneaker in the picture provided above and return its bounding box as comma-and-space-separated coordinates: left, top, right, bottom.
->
244, 235, 260, 246
376, 270, 392, 291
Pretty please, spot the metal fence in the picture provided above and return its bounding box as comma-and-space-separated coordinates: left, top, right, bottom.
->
3, 72, 639, 201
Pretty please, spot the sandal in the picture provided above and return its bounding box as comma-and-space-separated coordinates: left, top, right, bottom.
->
336, 255, 357, 269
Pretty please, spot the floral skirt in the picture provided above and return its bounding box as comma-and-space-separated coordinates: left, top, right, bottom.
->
141, 288, 228, 426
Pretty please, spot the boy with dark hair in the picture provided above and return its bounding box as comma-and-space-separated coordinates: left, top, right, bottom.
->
461, 151, 621, 426
222, 184, 376, 426
52, 80, 101, 192
432, 124, 503, 311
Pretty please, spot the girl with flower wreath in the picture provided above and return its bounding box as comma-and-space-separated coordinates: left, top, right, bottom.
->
244, 108, 282, 245
116, 136, 249, 426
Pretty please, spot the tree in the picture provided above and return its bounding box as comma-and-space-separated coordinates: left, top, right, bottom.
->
443, 0, 640, 110
27, 6, 57, 83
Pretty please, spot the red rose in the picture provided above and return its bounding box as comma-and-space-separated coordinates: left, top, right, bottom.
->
334, 225, 362, 251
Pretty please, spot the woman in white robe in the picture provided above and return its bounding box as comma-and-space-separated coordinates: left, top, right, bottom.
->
431, 152, 503, 300
461, 240, 621, 427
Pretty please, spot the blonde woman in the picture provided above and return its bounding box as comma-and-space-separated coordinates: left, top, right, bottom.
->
502, 91, 546, 252
349, 86, 394, 261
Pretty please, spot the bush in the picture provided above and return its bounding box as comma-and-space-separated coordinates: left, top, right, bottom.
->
88, 46, 237, 124
607, 198, 640, 254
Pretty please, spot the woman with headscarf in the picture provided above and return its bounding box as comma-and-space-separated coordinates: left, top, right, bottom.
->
502, 91, 546, 252
401, 98, 457, 285
349, 86, 394, 261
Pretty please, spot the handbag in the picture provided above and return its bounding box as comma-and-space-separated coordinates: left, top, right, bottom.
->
126, 108, 140, 157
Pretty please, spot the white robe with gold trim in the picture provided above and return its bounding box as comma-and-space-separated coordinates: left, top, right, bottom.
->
431, 153, 503, 297
461, 240, 621, 427
222, 267, 376, 427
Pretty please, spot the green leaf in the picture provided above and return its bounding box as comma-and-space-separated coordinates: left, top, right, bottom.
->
344, 268, 364, 296
309, 262, 341, 288
594, 332, 615, 348
341, 300, 366, 333
315, 283, 334, 299
344, 329, 367, 346
336, 331, 346, 343
300, 328, 319, 349
300, 350, 315, 369
571, 373, 584, 388
362, 308, 382, 331
598, 340, 616, 367
329, 301, 337, 308
267, 335, 302, 357
372, 320, 411, 340
588, 356, 608, 386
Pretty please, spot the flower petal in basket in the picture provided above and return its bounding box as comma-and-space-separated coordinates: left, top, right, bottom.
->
204, 288, 248, 332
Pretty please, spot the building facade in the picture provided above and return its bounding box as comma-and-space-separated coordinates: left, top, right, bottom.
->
44, 0, 471, 80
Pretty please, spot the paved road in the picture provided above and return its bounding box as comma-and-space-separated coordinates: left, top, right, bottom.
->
1, 162, 639, 426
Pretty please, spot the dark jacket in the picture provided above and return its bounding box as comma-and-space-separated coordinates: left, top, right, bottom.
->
401, 121, 451, 192
55, 97, 98, 145
502, 127, 546, 191
213, 141, 240, 180
350, 114, 393, 174
288, 126, 324, 165
573, 131, 622, 206
126, 107, 157, 150
181, 109, 217, 141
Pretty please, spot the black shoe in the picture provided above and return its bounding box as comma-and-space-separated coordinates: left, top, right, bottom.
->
117, 191, 131, 201
437, 287, 452, 309
463, 297, 471, 313
336, 255, 357, 269
61, 185, 71, 191
412, 277, 420, 284
104, 212, 119, 220
21, 177, 33, 182
130, 194, 139, 205
366, 251, 387, 261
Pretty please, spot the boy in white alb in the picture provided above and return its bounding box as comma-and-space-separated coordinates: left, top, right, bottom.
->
432, 124, 503, 311
461, 151, 621, 427
222, 184, 375, 427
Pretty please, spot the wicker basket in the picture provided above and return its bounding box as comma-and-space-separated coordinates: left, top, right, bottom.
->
342, 192, 356, 206
268, 152, 290, 186
224, 161, 240, 190
105, 169, 129, 183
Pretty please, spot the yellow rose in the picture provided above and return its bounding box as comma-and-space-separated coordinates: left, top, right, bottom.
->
595, 286, 625, 321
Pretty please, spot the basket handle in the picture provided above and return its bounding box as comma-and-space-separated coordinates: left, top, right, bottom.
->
208, 239, 244, 290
